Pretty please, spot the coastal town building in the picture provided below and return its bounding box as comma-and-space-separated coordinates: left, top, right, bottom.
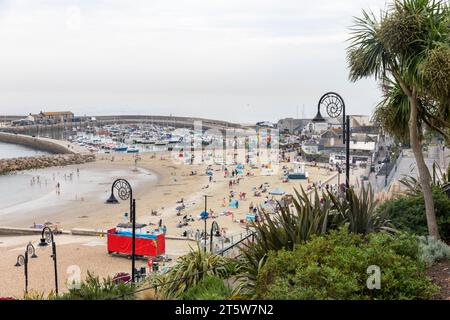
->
34, 111, 74, 123
11, 111, 75, 126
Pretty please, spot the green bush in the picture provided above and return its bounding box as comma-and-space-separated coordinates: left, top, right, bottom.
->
238, 186, 392, 295
155, 246, 239, 299
181, 276, 232, 300
377, 187, 450, 241
256, 229, 438, 300
56, 271, 135, 300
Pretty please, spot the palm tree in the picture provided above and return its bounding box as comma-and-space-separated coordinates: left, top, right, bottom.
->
347, 0, 450, 238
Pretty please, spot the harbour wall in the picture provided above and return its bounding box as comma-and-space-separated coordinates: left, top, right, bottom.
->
0, 132, 73, 154
0, 115, 244, 135
0, 132, 95, 175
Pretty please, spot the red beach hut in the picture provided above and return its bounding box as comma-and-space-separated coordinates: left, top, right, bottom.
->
107, 223, 165, 258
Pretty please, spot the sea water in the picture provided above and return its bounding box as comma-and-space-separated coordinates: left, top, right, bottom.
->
0, 141, 50, 159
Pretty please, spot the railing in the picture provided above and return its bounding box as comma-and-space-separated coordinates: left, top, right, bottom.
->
385, 152, 403, 190
217, 232, 256, 257
197, 229, 255, 256
110, 231, 257, 300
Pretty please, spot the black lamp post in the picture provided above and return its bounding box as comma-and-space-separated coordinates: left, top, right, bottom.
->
200, 195, 212, 252
337, 164, 341, 187
315, 92, 350, 189
385, 156, 389, 187
106, 178, 136, 283
14, 242, 37, 294
210, 221, 220, 252
38, 227, 58, 294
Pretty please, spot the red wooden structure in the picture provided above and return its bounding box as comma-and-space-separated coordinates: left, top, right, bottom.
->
107, 228, 165, 258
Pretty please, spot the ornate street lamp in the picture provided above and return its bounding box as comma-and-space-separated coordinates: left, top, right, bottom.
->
14, 242, 37, 294
106, 178, 137, 283
210, 221, 220, 252
317, 92, 350, 189
38, 227, 58, 294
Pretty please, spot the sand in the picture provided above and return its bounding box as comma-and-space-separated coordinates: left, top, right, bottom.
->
0, 150, 365, 297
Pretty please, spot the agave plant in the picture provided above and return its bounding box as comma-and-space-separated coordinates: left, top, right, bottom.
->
400, 161, 450, 195
57, 271, 135, 300
328, 185, 395, 235
235, 184, 395, 296
247, 187, 335, 260
181, 276, 232, 300
154, 245, 239, 299
236, 187, 337, 295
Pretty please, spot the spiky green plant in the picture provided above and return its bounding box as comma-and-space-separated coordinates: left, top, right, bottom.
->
236, 187, 335, 296
400, 161, 450, 195
236, 185, 393, 296
328, 185, 395, 235
181, 276, 232, 300
56, 271, 135, 300
155, 245, 238, 299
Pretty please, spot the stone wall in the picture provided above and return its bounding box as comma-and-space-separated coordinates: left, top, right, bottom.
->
0, 154, 96, 175
0, 132, 73, 154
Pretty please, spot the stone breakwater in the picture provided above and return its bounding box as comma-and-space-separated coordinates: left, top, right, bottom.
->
0, 154, 96, 175
0, 132, 74, 154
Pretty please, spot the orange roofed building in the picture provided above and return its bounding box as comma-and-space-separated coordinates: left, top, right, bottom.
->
34, 111, 74, 123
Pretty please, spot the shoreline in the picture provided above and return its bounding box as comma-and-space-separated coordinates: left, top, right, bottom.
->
0, 151, 348, 233
0, 150, 358, 297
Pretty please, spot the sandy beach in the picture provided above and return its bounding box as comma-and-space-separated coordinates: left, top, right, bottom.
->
0, 150, 364, 297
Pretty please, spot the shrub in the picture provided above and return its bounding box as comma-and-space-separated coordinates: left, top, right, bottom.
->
56, 271, 135, 300
238, 185, 392, 295
328, 185, 395, 235
377, 187, 450, 241
418, 236, 450, 266
256, 229, 438, 300
155, 246, 238, 299
181, 276, 232, 300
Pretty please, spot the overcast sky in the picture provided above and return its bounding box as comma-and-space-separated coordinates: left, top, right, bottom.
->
0, 0, 389, 123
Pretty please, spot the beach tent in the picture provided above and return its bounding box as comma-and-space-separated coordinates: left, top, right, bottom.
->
229, 199, 239, 208
269, 188, 285, 196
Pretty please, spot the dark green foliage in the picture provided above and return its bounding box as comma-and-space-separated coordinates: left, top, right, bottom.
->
377, 187, 450, 241
57, 271, 135, 300
181, 276, 232, 300
328, 185, 395, 235
256, 229, 438, 300
155, 246, 239, 299
348, 0, 450, 146
237, 185, 392, 295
